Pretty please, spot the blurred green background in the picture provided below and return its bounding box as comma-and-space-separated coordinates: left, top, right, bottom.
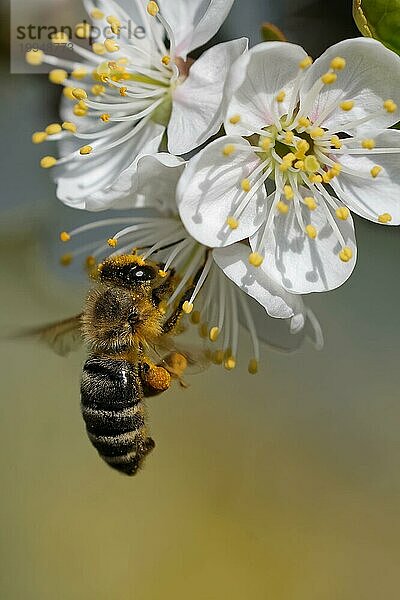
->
2, 1, 400, 598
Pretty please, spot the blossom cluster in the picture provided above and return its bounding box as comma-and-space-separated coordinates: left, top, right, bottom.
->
27, 0, 400, 371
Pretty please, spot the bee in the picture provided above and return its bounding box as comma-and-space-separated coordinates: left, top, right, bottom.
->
32, 254, 204, 476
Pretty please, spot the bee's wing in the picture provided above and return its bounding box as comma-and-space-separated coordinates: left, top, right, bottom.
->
148, 335, 211, 376
18, 314, 84, 356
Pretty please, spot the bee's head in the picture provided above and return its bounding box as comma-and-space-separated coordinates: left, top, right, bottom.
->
97, 255, 158, 289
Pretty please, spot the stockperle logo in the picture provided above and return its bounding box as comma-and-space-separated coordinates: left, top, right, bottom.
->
10, 0, 149, 74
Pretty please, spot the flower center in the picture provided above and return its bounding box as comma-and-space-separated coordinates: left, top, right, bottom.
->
223, 54, 398, 267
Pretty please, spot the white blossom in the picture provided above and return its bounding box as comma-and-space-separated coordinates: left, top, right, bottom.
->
178, 39, 400, 294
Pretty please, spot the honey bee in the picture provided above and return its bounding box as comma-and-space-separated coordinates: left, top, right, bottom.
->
32, 254, 204, 476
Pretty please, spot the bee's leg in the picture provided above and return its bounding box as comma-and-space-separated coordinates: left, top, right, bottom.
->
152, 270, 176, 307
161, 263, 205, 335
140, 361, 172, 397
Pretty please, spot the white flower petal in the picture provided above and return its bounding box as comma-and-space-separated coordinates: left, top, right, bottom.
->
251, 188, 357, 294
213, 244, 304, 319
177, 136, 267, 247
331, 129, 400, 225
55, 122, 165, 210
224, 42, 308, 137
159, 0, 235, 58
245, 297, 324, 352
168, 38, 248, 155
133, 152, 185, 214
300, 38, 400, 135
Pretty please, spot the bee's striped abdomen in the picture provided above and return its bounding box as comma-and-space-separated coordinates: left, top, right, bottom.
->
80, 356, 155, 476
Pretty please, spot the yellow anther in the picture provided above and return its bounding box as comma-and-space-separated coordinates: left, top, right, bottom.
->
298, 116, 311, 128
49, 69, 67, 84
330, 56, 346, 70
104, 39, 119, 53
383, 99, 397, 113
62, 121, 77, 133
75, 22, 91, 38
190, 310, 201, 325
330, 163, 342, 176
241, 179, 251, 192
330, 135, 342, 149
321, 72, 337, 85
25, 49, 44, 65
73, 104, 88, 117
51, 31, 69, 44
182, 301, 193, 314
100, 113, 111, 122
299, 56, 313, 70
91, 84, 105, 96
63, 87, 75, 100
71, 67, 88, 80
309, 174, 323, 183
293, 161, 304, 170
147, 1, 159, 16
91, 9, 105, 19
107, 238, 118, 248
249, 252, 264, 267
335, 206, 350, 220
295, 139, 310, 159
72, 88, 88, 101
227, 216, 239, 230
370, 165, 382, 178
279, 162, 290, 173
60, 253, 73, 267
223, 143, 235, 156
378, 213, 392, 223
212, 350, 224, 365
110, 21, 121, 34
45, 123, 62, 135
305, 224, 317, 239
209, 327, 220, 342
158, 270, 168, 278
120, 87, 128, 96
80, 145, 93, 155
40, 156, 57, 169
161, 55, 170, 65
304, 155, 320, 173
340, 100, 354, 111
106, 15, 120, 24
106, 16, 121, 34
277, 201, 289, 214
304, 196, 317, 210
248, 358, 258, 375
86, 256, 96, 268
276, 90, 286, 103
229, 114, 241, 125
339, 246, 353, 262
224, 356, 236, 371
284, 184, 294, 201
284, 130, 294, 144
322, 171, 333, 183
362, 138, 375, 150
310, 127, 325, 139
260, 136, 271, 151
60, 231, 71, 242
284, 152, 296, 163
32, 131, 47, 144
92, 42, 106, 55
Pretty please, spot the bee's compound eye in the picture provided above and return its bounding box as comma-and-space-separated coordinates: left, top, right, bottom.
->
128, 265, 155, 283
99, 261, 156, 287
